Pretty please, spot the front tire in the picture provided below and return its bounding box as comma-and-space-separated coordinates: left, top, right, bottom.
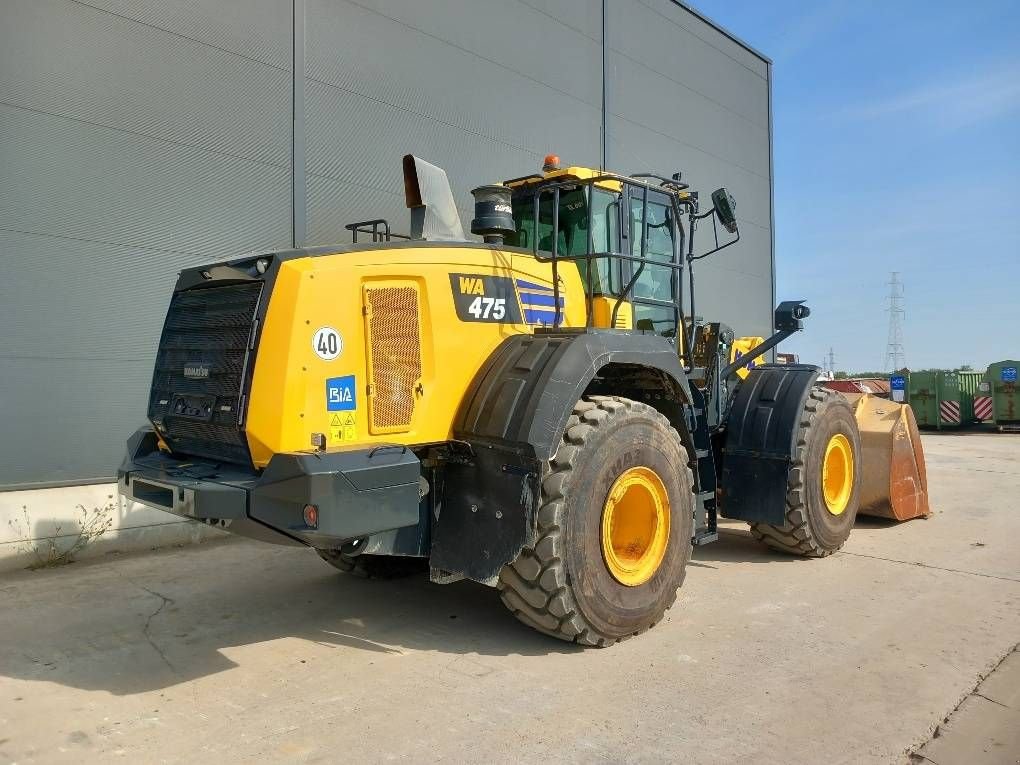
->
498, 396, 694, 647
749, 387, 861, 557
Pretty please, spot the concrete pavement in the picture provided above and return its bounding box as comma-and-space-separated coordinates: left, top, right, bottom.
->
0, 432, 1017, 763
913, 647, 1020, 765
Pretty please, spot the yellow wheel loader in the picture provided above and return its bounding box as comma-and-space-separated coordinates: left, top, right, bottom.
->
120, 154, 928, 646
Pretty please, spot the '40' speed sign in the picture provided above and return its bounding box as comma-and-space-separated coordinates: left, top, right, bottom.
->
312, 326, 343, 360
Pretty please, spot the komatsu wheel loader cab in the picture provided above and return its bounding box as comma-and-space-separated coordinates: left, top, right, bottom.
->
120, 154, 928, 646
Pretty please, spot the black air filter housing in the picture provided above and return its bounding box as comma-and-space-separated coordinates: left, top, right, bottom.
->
470, 185, 515, 243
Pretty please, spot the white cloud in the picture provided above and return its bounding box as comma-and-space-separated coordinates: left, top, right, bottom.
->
843, 61, 1020, 129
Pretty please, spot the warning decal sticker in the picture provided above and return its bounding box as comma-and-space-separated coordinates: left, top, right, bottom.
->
329, 411, 357, 443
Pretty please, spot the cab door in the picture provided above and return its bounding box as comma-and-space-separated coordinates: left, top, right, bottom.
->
623, 184, 680, 339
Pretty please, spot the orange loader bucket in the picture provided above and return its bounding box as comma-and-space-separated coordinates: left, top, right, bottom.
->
841, 393, 931, 521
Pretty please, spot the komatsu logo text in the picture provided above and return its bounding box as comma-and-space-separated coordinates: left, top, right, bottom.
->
183, 364, 211, 379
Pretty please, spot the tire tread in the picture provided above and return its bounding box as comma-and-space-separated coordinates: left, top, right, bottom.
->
497, 395, 692, 646
748, 387, 852, 558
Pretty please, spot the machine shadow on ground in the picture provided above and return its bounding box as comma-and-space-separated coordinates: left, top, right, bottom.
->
690, 517, 902, 568
0, 520, 881, 697
0, 539, 579, 697
689, 526, 779, 568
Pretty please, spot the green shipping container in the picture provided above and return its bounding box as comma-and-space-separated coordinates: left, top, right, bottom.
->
957, 370, 984, 423
985, 360, 1020, 429
907, 370, 968, 429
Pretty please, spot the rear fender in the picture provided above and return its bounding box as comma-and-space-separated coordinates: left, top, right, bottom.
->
455, 331, 696, 460
431, 331, 699, 585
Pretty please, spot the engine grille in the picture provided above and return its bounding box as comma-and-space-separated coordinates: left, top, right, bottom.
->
365, 285, 422, 432
148, 282, 263, 466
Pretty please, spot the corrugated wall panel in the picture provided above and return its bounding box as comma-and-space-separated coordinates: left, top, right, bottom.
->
613, 0, 769, 104
333, 1, 604, 109
302, 0, 602, 245
0, 359, 154, 488
0, 0, 292, 487
82, 0, 293, 69
509, 0, 603, 40
0, 104, 291, 257
0, 1, 292, 165
606, 0, 773, 339
0, 229, 199, 361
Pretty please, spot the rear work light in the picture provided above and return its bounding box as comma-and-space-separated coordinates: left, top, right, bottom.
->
303, 504, 318, 529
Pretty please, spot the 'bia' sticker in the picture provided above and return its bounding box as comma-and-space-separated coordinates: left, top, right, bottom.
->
312, 327, 343, 360
326, 375, 356, 411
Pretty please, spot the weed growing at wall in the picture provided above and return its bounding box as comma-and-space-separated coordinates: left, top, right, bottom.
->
6, 499, 115, 569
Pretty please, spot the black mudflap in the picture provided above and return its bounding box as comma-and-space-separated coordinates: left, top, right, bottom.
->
720, 365, 820, 524
430, 447, 540, 586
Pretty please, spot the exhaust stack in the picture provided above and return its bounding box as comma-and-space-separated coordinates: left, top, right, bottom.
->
402, 154, 465, 242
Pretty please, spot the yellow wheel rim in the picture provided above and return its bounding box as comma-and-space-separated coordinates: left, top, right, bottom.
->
600, 466, 670, 586
822, 433, 854, 516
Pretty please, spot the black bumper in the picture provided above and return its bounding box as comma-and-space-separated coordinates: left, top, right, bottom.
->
118, 428, 422, 548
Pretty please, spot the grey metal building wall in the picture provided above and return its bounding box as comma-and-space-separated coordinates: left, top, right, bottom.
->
605, 0, 774, 337
0, 0, 772, 489
0, 0, 294, 489
301, 0, 604, 245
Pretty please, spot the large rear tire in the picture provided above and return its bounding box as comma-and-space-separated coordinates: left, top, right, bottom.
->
498, 396, 694, 647
317, 550, 427, 579
749, 387, 861, 557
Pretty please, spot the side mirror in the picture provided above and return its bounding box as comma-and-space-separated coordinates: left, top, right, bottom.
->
711, 188, 738, 234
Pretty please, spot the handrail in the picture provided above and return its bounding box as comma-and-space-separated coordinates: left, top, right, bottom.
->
344, 219, 411, 243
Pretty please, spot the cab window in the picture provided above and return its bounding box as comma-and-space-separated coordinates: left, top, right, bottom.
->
507, 186, 621, 294
628, 192, 677, 336
507, 187, 588, 256
506, 183, 678, 338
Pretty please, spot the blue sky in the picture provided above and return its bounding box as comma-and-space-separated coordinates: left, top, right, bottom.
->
694, 0, 1020, 371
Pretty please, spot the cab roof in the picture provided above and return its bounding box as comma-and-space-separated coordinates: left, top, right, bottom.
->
504, 165, 624, 192
503, 165, 692, 201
